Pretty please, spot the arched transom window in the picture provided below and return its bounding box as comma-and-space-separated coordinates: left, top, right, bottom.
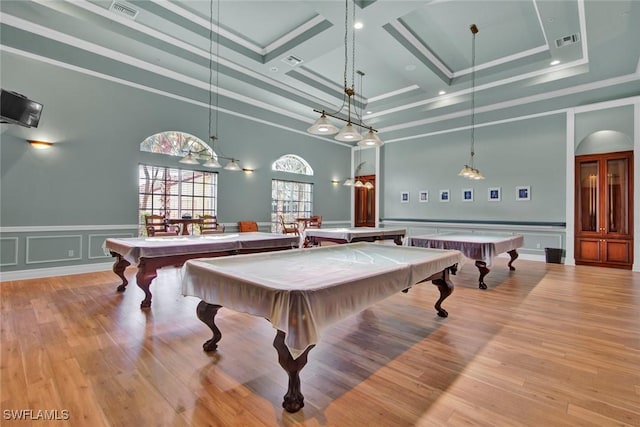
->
271, 154, 314, 175
140, 131, 213, 158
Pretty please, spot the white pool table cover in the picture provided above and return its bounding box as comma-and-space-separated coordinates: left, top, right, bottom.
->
181, 242, 463, 358
104, 232, 298, 264
409, 233, 524, 265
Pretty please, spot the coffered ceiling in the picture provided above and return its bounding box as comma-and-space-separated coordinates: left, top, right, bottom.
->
1, 0, 639, 145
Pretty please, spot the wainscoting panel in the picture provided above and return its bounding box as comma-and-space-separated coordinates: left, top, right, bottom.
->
381, 220, 566, 262
0, 237, 18, 267
26, 235, 83, 264
89, 233, 135, 259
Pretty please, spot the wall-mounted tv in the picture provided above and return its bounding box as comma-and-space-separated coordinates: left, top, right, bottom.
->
0, 89, 43, 128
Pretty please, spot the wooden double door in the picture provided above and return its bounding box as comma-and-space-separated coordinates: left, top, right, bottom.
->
575, 151, 633, 268
354, 174, 375, 227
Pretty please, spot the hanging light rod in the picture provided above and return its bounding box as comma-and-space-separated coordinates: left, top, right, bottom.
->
459, 23, 484, 180
307, 0, 383, 147
179, 136, 241, 170
192, 0, 241, 171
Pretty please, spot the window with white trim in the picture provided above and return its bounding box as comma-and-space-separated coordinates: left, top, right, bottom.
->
138, 131, 219, 235
271, 155, 314, 232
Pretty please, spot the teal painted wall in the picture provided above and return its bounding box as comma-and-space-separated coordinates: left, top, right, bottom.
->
0, 53, 350, 272
381, 113, 567, 222
1, 53, 350, 228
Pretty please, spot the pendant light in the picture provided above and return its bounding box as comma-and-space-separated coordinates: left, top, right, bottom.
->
459, 24, 484, 180
181, 0, 241, 170
307, 0, 383, 146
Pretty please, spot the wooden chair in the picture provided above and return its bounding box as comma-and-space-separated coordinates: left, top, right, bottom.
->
305, 215, 322, 229
199, 215, 225, 234
278, 215, 299, 236
145, 214, 178, 237
237, 221, 259, 232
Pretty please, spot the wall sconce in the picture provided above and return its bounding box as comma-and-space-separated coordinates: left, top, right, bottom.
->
331, 179, 340, 184
242, 168, 254, 173
28, 140, 53, 149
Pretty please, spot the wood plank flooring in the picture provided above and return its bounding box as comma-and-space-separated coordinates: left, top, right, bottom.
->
1, 258, 639, 426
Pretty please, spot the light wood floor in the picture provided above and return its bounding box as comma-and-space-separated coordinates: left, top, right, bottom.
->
1, 258, 639, 426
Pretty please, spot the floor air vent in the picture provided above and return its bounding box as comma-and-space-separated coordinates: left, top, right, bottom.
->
555, 33, 580, 48
109, 1, 139, 19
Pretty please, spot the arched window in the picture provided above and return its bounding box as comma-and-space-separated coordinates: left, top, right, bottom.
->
138, 131, 218, 236
271, 154, 314, 175
140, 131, 213, 158
270, 154, 314, 232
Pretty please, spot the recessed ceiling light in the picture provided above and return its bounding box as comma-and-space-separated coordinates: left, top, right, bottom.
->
366, 111, 372, 115
354, 21, 363, 30
405, 64, 416, 71
270, 66, 279, 72
439, 90, 446, 95
550, 60, 560, 66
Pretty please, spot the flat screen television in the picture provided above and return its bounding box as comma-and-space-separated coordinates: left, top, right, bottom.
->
0, 89, 43, 128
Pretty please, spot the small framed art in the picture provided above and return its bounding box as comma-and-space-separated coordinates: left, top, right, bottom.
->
488, 187, 501, 202
462, 188, 474, 202
516, 185, 531, 201
419, 190, 429, 203
439, 189, 450, 202
401, 191, 410, 203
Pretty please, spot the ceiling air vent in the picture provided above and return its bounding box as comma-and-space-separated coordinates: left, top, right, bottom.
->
109, 1, 139, 19
281, 55, 304, 67
555, 33, 580, 48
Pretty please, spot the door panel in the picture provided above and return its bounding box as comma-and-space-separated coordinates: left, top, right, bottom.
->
604, 240, 631, 264
576, 238, 601, 262
354, 175, 375, 227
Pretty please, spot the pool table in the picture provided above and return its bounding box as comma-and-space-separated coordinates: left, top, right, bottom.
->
409, 233, 524, 289
181, 242, 464, 412
104, 232, 298, 308
302, 226, 406, 247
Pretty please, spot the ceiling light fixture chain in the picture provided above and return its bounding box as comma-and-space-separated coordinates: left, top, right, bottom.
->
181, 0, 240, 170
306, 0, 383, 147
470, 22, 476, 169
459, 23, 484, 180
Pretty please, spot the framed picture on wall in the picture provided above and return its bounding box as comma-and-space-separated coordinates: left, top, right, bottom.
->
462, 188, 474, 202
419, 190, 429, 203
401, 191, 410, 203
439, 189, 450, 202
516, 185, 531, 201
488, 187, 501, 202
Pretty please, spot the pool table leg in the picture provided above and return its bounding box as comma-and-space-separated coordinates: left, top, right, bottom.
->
196, 301, 223, 351
431, 270, 454, 318
110, 252, 130, 292
507, 249, 519, 270
136, 258, 159, 308
475, 260, 490, 290
273, 330, 314, 413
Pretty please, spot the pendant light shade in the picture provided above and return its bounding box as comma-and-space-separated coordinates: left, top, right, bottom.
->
354, 179, 364, 187
335, 122, 363, 142
307, 112, 339, 135
364, 181, 374, 189
358, 128, 383, 147
458, 165, 472, 177
179, 152, 200, 165
202, 155, 222, 168
224, 159, 241, 171
343, 178, 354, 186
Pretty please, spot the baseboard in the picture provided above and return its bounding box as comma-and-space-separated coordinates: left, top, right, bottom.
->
0, 253, 551, 283
0, 262, 114, 282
